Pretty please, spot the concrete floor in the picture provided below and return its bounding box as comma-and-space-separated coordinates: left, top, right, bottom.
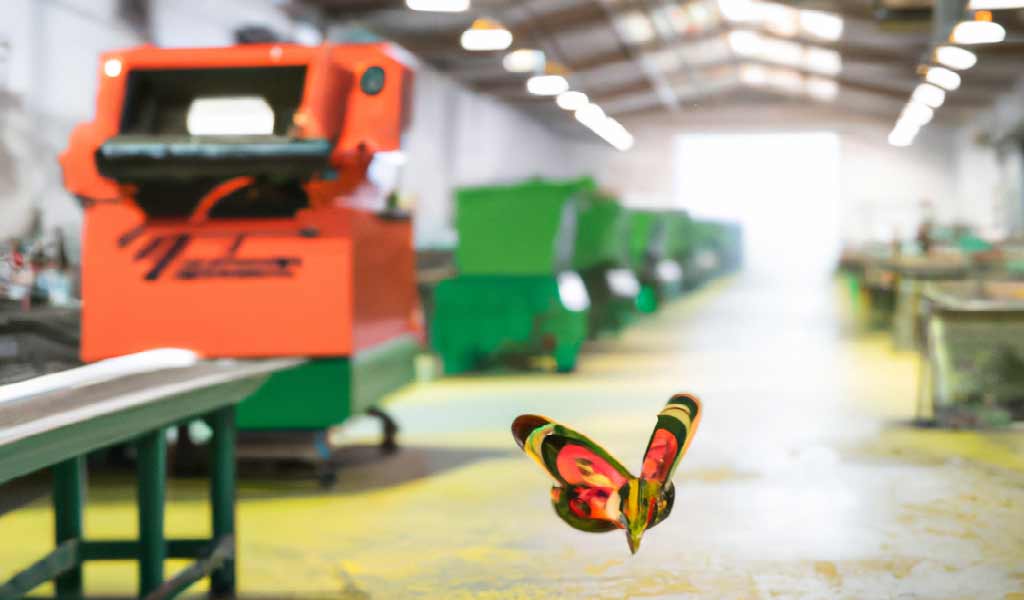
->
3, 274, 1024, 599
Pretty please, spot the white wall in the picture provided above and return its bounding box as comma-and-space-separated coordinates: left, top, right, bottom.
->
0, 0, 144, 254
950, 77, 1024, 239
839, 126, 959, 245
402, 65, 609, 247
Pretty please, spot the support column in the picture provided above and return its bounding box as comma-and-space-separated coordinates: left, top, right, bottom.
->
209, 406, 236, 597
136, 429, 166, 596
53, 456, 84, 599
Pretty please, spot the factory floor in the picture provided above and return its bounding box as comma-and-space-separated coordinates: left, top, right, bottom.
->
4, 273, 1024, 599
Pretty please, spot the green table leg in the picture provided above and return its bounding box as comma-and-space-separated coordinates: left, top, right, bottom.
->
53, 457, 84, 600
209, 407, 236, 597
136, 429, 166, 596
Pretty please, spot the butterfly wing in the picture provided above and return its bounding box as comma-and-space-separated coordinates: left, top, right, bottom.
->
512, 414, 633, 532
550, 486, 619, 532
641, 394, 702, 485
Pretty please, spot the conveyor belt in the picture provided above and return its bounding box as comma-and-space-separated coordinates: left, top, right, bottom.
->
0, 353, 302, 484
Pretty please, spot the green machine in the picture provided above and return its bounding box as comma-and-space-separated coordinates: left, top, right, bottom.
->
432, 178, 592, 374
689, 219, 743, 286
574, 189, 640, 337
628, 210, 686, 313
663, 210, 696, 294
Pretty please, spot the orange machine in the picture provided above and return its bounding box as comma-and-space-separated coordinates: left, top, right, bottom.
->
60, 44, 421, 449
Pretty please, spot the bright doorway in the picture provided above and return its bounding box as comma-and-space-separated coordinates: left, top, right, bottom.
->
674, 133, 841, 281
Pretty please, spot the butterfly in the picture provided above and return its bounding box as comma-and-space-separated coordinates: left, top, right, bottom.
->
511, 394, 701, 554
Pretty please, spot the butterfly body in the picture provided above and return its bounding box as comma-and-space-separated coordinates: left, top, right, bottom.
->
512, 394, 701, 554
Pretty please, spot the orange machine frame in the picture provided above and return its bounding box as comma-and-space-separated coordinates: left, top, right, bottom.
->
61, 43, 420, 362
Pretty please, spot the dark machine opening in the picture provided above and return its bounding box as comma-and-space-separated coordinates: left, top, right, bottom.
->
119, 66, 307, 136
96, 66, 324, 220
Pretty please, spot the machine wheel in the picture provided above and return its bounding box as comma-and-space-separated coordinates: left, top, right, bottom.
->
554, 347, 578, 374
367, 407, 399, 454
317, 466, 338, 489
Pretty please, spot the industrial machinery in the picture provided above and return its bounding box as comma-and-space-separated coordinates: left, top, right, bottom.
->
689, 219, 743, 286
919, 281, 1024, 427
431, 178, 590, 374
628, 210, 685, 313
60, 43, 420, 480
574, 186, 639, 336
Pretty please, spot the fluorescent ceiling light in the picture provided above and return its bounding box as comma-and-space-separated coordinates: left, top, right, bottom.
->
769, 68, 804, 94
187, 96, 275, 136
556, 91, 589, 111
575, 103, 606, 128
591, 117, 635, 152
688, 2, 717, 30
739, 63, 769, 86
502, 49, 545, 73
933, 45, 978, 70
406, 0, 469, 11
912, 82, 946, 108
799, 10, 844, 41
888, 123, 917, 147
526, 74, 569, 96
901, 101, 934, 127
720, 0, 843, 40
806, 77, 839, 101
729, 31, 840, 74
727, 30, 764, 55
759, 38, 804, 66
718, 0, 763, 22
616, 10, 656, 44
728, 31, 801, 65
460, 19, 513, 51
951, 20, 1006, 44
759, 3, 799, 36
967, 0, 1024, 8
804, 47, 841, 75
925, 66, 961, 91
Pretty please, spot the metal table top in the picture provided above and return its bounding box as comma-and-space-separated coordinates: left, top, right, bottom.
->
0, 351, 302, 484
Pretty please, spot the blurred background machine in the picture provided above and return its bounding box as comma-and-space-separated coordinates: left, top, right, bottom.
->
431, 178, 592, 374
628, 209, 687, 312
59, 42, 420, 480
573, 184, 640, 337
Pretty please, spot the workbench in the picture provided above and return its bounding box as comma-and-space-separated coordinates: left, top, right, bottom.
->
884, 254, 970, 350
0, 353, 300, 599
918, 281, 1024, 426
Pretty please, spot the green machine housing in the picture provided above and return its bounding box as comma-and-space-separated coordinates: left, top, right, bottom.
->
689, 219, 743, 285
573, 185, 639, 337
432, 178, 592, 374
628, 209, 689, 312
235, 338, 418, 429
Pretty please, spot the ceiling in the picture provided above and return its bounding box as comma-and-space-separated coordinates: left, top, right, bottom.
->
291, 0, 1024, 133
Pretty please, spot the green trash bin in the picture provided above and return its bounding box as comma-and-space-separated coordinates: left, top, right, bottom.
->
432, 178, 591, 374
575, 191, 639, 337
